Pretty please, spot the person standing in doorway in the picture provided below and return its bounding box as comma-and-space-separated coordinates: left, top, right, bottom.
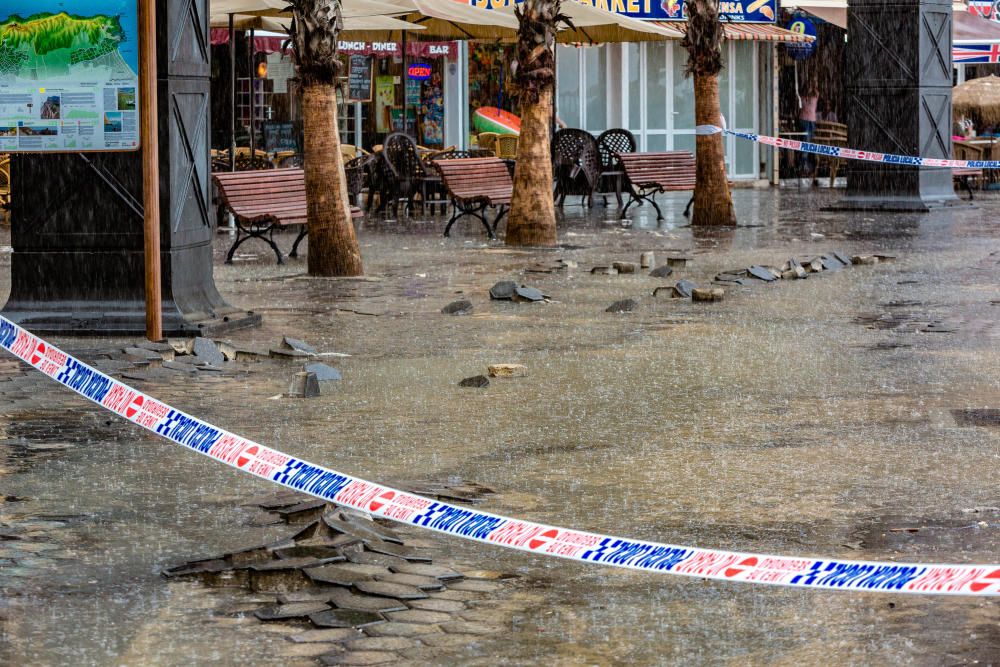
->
799, 82, 819, 177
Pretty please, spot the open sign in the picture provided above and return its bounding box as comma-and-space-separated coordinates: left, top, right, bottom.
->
408, 63, 432, 80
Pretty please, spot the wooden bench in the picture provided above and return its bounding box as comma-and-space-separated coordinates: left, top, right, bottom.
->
814, 121, 849, 187
952, 140, 986, 200
617, 151, 697, 221
431, 157, 512, 239
213, 168, 361, 264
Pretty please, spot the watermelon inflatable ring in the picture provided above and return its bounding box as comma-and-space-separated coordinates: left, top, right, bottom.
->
473, 106, 521, 135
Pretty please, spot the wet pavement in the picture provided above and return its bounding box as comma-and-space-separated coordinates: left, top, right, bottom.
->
1, 188, 999, 665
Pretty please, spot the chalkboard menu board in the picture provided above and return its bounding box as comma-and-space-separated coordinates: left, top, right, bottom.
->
348, 55, 373, 103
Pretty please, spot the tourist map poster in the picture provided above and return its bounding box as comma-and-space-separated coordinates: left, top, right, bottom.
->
0, 1, 140, 152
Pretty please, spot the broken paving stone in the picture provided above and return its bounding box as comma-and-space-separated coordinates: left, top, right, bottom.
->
375, 572, 444, 591
192, 337, 226, 366
807, 257, 825, 272
289, 628, 364, 644
167, 339, 194, 355
282, 336, 318, 354
345, 551, 407, 569
271, 347, 313, 359
386, 609, 453, 624
389, 563, 463, 580
161, 361, 199, 374
666, 256, 691, 268
649, 265, 673, 278
355, 580, 428, 600
319, 650, 401, 666
441, 300, 473, 315
305, 363, 342, 382
309, 609, 385, 629
691, 288, 724, 303
488, 281, 517, 300
288, 372, 321, 398
512, 286, 546, 302
123, 347, 163, 363
306, 563, 381, 587
671, 280, 697, 299
612, 261, 637, 274
590, 266, 618, 276
439, 621, 501, 635
747, 265, 779, 282
407, 598, 466, 613
605, 298, 638, 313
255, 602, 331, 621
832, 251, 852, 266
852, 255, 878, 266
487, 364, 527, 378
364, 622, 443, 638
458, 375, 489, 388
328, 588, 408, 614
343, 637, 417, 652
274, 545, 343, 561
821, 255, 845, 271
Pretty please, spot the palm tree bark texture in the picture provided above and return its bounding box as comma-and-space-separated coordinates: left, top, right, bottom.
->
507, 0, 571, 247
682, 0, 737, 226
288, 0, 364, 276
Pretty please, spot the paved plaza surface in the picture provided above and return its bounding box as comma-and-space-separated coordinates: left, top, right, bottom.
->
1, 188, 999, 665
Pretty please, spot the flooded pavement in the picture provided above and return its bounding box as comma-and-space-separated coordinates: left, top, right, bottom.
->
1, 188, 999, 665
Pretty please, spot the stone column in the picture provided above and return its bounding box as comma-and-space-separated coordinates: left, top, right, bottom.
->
2, 0, 260, 335
834, 0, 956, 210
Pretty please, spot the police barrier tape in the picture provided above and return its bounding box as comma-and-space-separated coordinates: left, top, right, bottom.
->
715, 126, 1000, 170
2, 313, 999, 596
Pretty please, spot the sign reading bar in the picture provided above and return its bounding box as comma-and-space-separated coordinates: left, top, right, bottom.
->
0, 1, 141, 152
469, 0, 776, 23
348, 55, 373, 103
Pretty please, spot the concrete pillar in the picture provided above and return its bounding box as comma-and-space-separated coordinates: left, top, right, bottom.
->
2, 0, 259, 335
835, 0, 956, 210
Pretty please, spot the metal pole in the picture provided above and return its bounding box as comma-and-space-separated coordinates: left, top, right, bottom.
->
401, 31, 408, 137
249, 28, 256, 162
229, 13, 236, 171
139, 0, 162, 340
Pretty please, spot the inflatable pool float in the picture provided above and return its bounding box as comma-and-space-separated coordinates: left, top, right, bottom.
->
473, 106, 521, 135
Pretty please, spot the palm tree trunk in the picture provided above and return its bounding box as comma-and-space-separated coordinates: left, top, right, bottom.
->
507, 86, 557, 247
692, 72, 736, 226
301, 84, 363, 276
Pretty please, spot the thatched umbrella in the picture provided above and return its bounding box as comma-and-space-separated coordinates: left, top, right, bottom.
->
953, 75, 1000, 127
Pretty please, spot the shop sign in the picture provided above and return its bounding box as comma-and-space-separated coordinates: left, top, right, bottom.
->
348, 55, 374, 103
785, 17, 817, 61
337, 41, 454, 58
0, 0, 142, 153
969, 1, 1000, 22
469, 0, 776, 23
408, 63, 432, 80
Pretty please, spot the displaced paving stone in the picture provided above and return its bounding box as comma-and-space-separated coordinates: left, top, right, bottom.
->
640, 252, 655, 268
386, 609, 453, 624
691, 288, 724, 303
458, 375, 489, 388
319, 650, 399, 665
309, 609, 385, 629
289, 628, 364, 644
288, 372, 321, 398
441, 300, 473, 315
192, 337, 226, 366
406, 598, 466, 613
666, 256, 691, 267
389, 563, 463, 580
271, 347, 313, 359
123, 347, 164, 363
345, 550, 406, 569
821, 255, 845, 271
487, 364, 526, 378
488, 281, 517, 300
255, 602, 331, 620
364, 622, 443, 638
274, 545, 343, 561
606, 298, 638, 313
512, 286, 545, 302
807, 257, 825, 272
328, 588, 408, 614
417, 634, 479, 648
439, 621, 501, 635
324, 512, 404, 545
306, 564, 379, 587
671, 280, 697, 299
355, 580, 428, 600
832, 251, 852, 266
649, 265, 673, 278
852, 255, 879, 265
747, 265, 779, 282
304, 363, 342, 382
283, 336, 318, 354
375, 572, 444, 591
343, 636, 417, 652
442, 579, 500, 593
612, 261, 637, 274
590, 266, 618, 275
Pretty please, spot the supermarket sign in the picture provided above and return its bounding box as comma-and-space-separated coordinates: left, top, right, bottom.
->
469, 0, 777, 22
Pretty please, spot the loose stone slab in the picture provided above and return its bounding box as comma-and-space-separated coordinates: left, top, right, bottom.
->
441, 300, 473, 315
274, 545, 344, 561
488, 281, 517, 300
512, 286, 545, 302
649, 265, 673, 278
487, 364, 526, 378
343, 637, 417, 652
306, 563, 384, 586
386, 609, 453, 625
289, 628, 363, 644
612, 261, 637, 274
666, 256, 691, 267
319, 651, 399, 666
288, 372, 321, 398
345, 550, 407, 569
389, 563, 463, 580
747, 265, 779, 282
324, 512, 405, 545
123, 347, 163, 362
270, 347, 313, 359
364, 540, 428, 562
255, 602, 331, 620
192, 337, 226, 366
304, 363, 342, 382
283, 336, 318, 354
328, 588, 408, 614
375, 572, 444, 591
309, 609, 385, 629
691, 288, 724, 303
671, 280, 696, 298
407, 598, 466, 613
355, 580, 428, 600
458, 375, 490, 388
606, 298, 638, 313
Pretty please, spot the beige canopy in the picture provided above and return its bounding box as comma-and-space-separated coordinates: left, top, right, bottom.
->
954, 74, 1000, 126
209, 12, 427, 34
485, 0, 679, 43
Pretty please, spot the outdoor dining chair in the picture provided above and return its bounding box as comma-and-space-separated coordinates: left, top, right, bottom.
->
596, 128, 637, 208
552, 128, 601, 208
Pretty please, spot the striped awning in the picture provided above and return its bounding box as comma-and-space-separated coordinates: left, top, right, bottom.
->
655, 22, 817, 43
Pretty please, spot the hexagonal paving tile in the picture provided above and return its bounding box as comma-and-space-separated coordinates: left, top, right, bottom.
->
388, 563, 463, 580
363, 622, 444, 638
354, 580, 428, 600
318, 651, 399, 666
309, 609, 385, 629
405, 598, 466, 613
385, 609, 453, 625
328, 588, 408, 614
374, 572, 444, 591
342, 636, 417, 652
288, 628, 364, 644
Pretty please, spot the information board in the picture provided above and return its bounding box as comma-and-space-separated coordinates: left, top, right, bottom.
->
0, 1, 140, 153
348, 55, 373, 103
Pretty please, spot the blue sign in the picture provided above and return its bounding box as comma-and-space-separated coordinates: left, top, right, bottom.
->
469, 0, 777, 23
785, 17, 817, 61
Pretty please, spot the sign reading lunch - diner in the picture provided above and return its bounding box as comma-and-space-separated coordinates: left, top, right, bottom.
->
468, 0, 777, 23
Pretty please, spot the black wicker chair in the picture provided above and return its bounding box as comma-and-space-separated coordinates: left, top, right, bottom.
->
552, 129, 601, 209
380, 132, 429, 217
344, 154, 375, 208
596, 129, 637, 208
